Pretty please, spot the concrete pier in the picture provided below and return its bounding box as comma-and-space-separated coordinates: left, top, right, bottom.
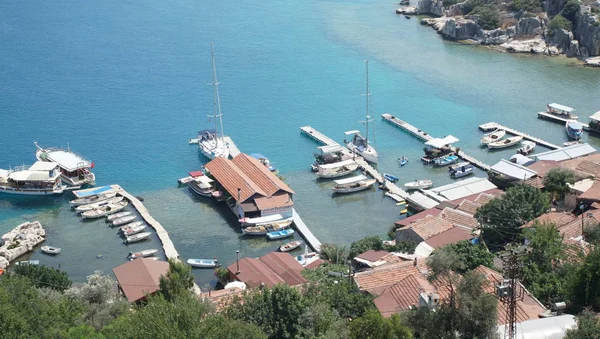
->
292, 208, 321, 253
537, 112, 590, 131
478, 122, 561, 149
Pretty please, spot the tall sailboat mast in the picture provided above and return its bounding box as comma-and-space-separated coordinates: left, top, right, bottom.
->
364, 60, 371, 145
210, 43, 225, 142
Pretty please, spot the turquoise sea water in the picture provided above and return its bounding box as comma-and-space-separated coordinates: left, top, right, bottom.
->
1, 0, 600, 288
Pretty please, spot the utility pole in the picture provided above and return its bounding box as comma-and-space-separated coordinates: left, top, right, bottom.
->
498, 250, 524, 339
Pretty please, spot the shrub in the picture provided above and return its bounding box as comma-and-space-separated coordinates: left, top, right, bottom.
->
511, 0, 542, 12
549, 14, 573, 31
463, 0, 484, 14
472, 6, 501, 30
443, 0, 459, 7
562, 0, 581, 22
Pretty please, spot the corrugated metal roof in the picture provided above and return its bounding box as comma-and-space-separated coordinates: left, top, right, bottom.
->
533, 144, 596, 162
427, 177, 497, 201
491, 159, 538, 180
407, 192, 440, 210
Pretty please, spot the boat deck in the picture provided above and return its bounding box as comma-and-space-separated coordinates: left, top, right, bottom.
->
537, 112, 590, 130
111, 184, 201, 295
478, 122, 561, 149
292, 208, 322, 253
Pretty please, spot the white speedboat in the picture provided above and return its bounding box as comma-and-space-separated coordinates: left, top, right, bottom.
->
122, 224, 147, 237
187, 258, 220, 268
188, 176, 215, 197
129, 249, 158, 260
106, 211, 132, 222
332, 174, 377, 194
488, 135, 523, 149
81, 201, 128, 219
450, 164, 474, 179
124, 232, 152, 244
70, 190, 117, 206
279, 240, 302, 252
75, 196, 124, 213
15, 260, 39, 266
480, 129, 506, 145
34, 142, 95, 186
112, 215, 137, 226
197, 44, 230, 160
404, 179, 433, 190
239, 214, 290, 227
566, 120, 584, 140
345, 60, 379, 164
0, 162, 65, 196
120, 221, 145, 232
315, 159, 359, 179
41, 245, 61, 255
517, 141, 536, 155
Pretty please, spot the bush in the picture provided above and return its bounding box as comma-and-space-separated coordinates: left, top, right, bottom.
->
443, 0, 459, 7
13, 264, 72, 292
462, 0, 484, 14
549, 14, 573, 31
472, 6, 501, 30
562, 0, 581, 22
510, 0, 542, 12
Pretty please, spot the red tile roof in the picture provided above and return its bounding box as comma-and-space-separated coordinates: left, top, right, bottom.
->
356, 250, 391, 262
522, 212, 577, 229
232, 154, 295, 196
439, 207, 479, 229
457, 199, 480, 215
373, 274, 432, 317
205, 157, 266, 202
200, 287, 246, 312
395, 209, 442, 226
113, 259, 169, 302
354, 261, 422, 294
227, 252, 306, 289
409, 215, 455, 240
425, 227, 474, 249
527, 160, 561, 178
254, 192, 294, 210
579, 181, 600, 201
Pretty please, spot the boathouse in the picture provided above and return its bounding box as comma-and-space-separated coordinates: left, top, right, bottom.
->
227, 252, 307, 288
205, 153, 295, 219
112, 258, 169, 303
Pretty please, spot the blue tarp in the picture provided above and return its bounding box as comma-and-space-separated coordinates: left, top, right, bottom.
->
74, 185, 112, 198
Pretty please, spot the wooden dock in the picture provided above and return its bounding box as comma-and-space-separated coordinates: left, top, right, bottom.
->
537, 112, 590, 131
478, 122, 561, 149
292, 208, 321, 253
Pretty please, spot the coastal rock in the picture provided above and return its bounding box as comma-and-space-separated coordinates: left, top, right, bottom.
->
421, 17, 450, 32
545, 0, 567, 17
483, 28, 511, 45
584, 56, 600, 66
440, 18, 484, 40
0, 221, 45, 265
397, 6, 418, 14
446, 2, 466, 16
515, 17, 543, 37
400, 0, 410, 5
547, 28, 579, 56
417, 0, 444, 16
500, 38, 547, 54
0, 257, 8, 269
573, 9, 600, 57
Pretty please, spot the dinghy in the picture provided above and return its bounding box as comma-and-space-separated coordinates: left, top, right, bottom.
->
315, 159, 359, 179
129, 249, 158, 260
122, 224, 147, 237
279, 240, 302, 252
106, 211, 132, 222
119, 221, 144, 232
332, 175, 377, 194
383, 173, 399, 182
187, 258, 220, 268
41, 245, 61, 255
111, 215, 137, 227
404, 179, 433, 190
81, 201, 128, 219
70, 192, 117, 207
15, 260, 40, 266
517, 141, 536, 155
480, 129, 506, 145
433, 155, 459, 167
124, 232, 151, 244
266, 229, 295, 240
75, 196, 124, 213
450, 164, 474, 179
242, 219, 292, 236
488, 135, 523, 149
398, 156, 408, 166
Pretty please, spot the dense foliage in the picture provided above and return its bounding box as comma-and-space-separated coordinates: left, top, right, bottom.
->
462, 0, 484, 14
562, 0, 581, 22
549, 14, 574, 31
159, 258, 195, 301
347, 235, 384, 260
510, 0, 542, 12
471, 6, 501, 30
566, 310, 600, 339
442, 240, 494, 273
543, 168, 576, 199
14, 262, 72, 291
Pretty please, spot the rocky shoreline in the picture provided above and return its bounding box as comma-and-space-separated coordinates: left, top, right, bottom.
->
0, 221, 45, 269
397, 0, 600, 67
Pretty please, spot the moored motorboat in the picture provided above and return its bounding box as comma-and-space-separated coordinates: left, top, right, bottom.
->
129, 249, 158, 260
242, 219, 292, 236
398, 156, 408, 166
187, 176, 215, 197
279, 240, 302, 252
239, 214, 291, 227
566, 120, 584, 140
266, 229, 295, 240
332, 175, 377, 194
81, 201, 128, 219
315, 159, 359, 179
34, 142, 96, 186
106, 211, 132, 222
41, 245, 61, 255
433, 155, 459, 167
563, 140, 583, 147
404, 179, 433, 190
480, 129, 506, 145
187, 258, 220, 268
15, 260, 40, 266
450, 164, 474, 179
122, 224, 147, 236
112, 215, 137, 226
70, 187, 116, 206
119, 221, 145, 232
517, 141, 536, 155
75, 196, 124, 213
0, 162, 65, 196
124, 232, 152, 244
177, 170, 204, 185
488, 135, 524, 149
545, 103, 577, 119
383, 173, 399, 182
250, 153, 278, 173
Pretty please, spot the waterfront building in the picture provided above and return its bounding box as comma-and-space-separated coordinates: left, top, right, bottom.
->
226, 252, 306, 288
112, 258, 169, 303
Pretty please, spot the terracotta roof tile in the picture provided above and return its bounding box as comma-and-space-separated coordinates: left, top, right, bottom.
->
395, 209, 442, 226
410, 215, 455, 240
440, 207, 479, 229
558, 209, 600, 240
254, 193, 294, 210
579, 181, 600, 201
113, 259, 169, 302
523, 177, 545, 189
356, 250, 391, 262
457, 200, 480, 215
205, 157, 267, 202
425, 227, 474, 248
526, 160, 561, 178
373, 274, 432, 317
232, 154, 295, 196
559, 154, 600, 175
354, 261, 422, 294
522, 212, 577, 229
201, 287, 246, 312
576, 160, 600, 178
474, 192, 500, 206
226, 252, 306, 289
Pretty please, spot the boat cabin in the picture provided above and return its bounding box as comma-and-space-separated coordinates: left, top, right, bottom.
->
547, 103, 577, 119
344, 130, 367, 147
422, 135, 459, 162
589, 111, 600, 134
0, 162, 63, 194
197, 129, 218, 142
35, 142, 95, 186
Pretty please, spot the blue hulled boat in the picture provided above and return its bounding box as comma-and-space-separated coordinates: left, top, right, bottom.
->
266, 229, 295, 240
434, 155, 459, 167
565, 120, 583, 140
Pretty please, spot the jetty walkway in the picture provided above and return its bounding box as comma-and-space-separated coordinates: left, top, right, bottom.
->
537, 112, 590, 131
382, 114, 491, 171
479, 122, 561, 149
292, 208, 321, 253
300, 125, 410, 201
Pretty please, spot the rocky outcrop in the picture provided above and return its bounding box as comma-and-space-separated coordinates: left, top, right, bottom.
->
446, 2, 466, 16
515, 17, 543, 37
441, 18, 484, 40
501, 38, 548, 54
417, 0, 445, 16
397, 6, 418, 14
573, 9, 600, 57
547, 28, 580, 56
482, 27, 513, 45
0, 221, 45, 268
545, 0, 567, 17
584, 56, 600, 66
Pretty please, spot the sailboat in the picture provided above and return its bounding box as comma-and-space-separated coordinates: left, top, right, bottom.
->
345, 60, 379, 164
198, 43, 230, 160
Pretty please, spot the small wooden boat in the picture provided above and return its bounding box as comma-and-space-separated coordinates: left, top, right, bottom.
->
450, 164, 474, 179
242, 219, 292, 236
405, 15, 411, 19
315, 159, 359, 179
41, 245, 61, 255
404, 179, 433, 190
239, 214, 291, 227
122, 224, 147, 237
119, 221, 145, 232
488, 135, 524, 149
563, 140, 583, 147
449, 162, 470, 172
70, 192, 117, 207
15, 260, 40, 266
517, 141, 536, 155
112, 215, 137, 226
106, 211, 132, 222
267, 229, 295, 240
177, 170, 204, 185
480, 129, 506, 145
81, 201, 128, 219
279, 240, 302, 252
383, 173, 399, 182
332, 175, 377, 194
187, 258, 220, 268
129, 248, 158, 260
188, 175, 215, 197
75, 196, 124, 213
242, 225, 268, 236
124, 232, 151, 244
398, 156, 408, 166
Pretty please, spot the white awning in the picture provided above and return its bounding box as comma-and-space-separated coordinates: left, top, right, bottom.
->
407, 191, 440, 210
424, 135, 459, 149
334, 174, 368, 185
427, 177, 497, 201
9, 170, 54, 182
491, 159, 538, 180
318, 159, 357, 169
29, 161, 58, 171
533, 144, 596, 162
549, 103, 574, 113
344, 130, 361, 135
318, 145, 343, 154
589, 111, 600, 122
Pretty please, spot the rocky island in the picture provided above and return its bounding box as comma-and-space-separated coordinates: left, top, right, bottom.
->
401, 0, 600, 66
0, 221, 45, 269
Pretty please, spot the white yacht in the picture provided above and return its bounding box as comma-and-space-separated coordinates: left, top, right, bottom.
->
198, 43, 230, 160
0, 162, 64, 196
345, 60, 379, 164
34, 142, 95, 187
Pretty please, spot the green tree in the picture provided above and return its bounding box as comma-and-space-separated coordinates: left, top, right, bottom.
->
348, 236, 384, 260
510, 0, 542, 12
159, 259, 195, 301
13, 263, 72, 291
549, 14, 573, 31
462, 0, 484, 14
349, 309, 412, 339
476, 184, 550, 247
562, 0, 581, 22
427, 249, 463, 308
198, 314, 267, 339
566, 310, 600, 339
570, 247, 600, 311
320, 243, 348, 265
296, 303, 348, 339
442, 240, 494, 273
472, 6, 501, 30
543, 168, 576, 199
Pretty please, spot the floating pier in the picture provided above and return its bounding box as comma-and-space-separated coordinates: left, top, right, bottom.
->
537, 112, 590, 131
292, 208, 321, 253
382, 114, 491, 171
478, 122, 561, 150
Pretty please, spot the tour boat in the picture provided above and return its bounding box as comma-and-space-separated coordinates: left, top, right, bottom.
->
124, 232, 152, 244
404, 179, 433, 190
111, 215, 137, 227
332, 174, 377, 194
546, 103, 577, 119
0, 162, 65, 196
34, 142, 95, 187
106, 211, 132, 222
187, 175, 215, 197
129, 249, 158, 260
433, 155, 459, 167
398, 156, 408, 166
315, 159, 359, 179
566, 120, 584, 140
488, 135, 523, 149
70, 187, 116, 206
75, 196, 124, 213
311, 145, 350, 172
242, 219, 292, 236
177, 170, 204, 185
517, 141, 536, 155
41, 245, 61, 255
187, 258, 220, 268
81, 201, 128, 219
450, 164, 474, 179
122, 224, 147, 237
279, 240, 303, 252
383, 173, 399, 182
250, 153, 278, 173
266, 229, 295, 240
119, 221, 145, 232
198, 44, 230, 160
239, 214, 290, 227
345, 60, 379, 164
480, 129, 506, 145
